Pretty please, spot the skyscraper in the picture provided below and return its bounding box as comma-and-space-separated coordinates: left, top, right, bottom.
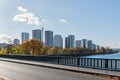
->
65, 35, 75, 48
81, 39, 87, 48
13, 39, 20, 45
32, 29, 41, 41
21, 32, 29, 43
91, 43, 97, 49
54, 35, 63, 48
96, 45, 100, 50
65, 37, 69, 48
76, 40, 81, 48
41, 27, 44, 42
45, 30, 53, 47
88, 40, 92, 49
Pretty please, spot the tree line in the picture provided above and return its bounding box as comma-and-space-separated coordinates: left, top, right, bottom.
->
0, 39, 112, 56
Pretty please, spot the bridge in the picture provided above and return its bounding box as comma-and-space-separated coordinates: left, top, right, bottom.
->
0, 54, 119, 80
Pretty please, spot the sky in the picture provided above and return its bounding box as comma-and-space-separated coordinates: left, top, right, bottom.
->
0, 0, 120, 48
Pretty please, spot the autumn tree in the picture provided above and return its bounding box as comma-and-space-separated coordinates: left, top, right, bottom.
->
11, 45, 21, 54
22, 40, 30, 54
0, 48, 8, 54
22, 39, 43, 55
41, 46, 50, 55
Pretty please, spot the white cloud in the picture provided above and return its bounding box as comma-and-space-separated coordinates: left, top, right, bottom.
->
17, 6, 28, 13
13, 13, 41, 26
0, 33, 12, 44
13, 6, 41, 26
59, 19, 67, 23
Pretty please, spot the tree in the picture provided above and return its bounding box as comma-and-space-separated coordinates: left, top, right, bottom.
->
0, 48, 8, 54
22, 39, 43, 55
101, 47, 106, 53
22, 40, 30, 54
41, 46, 50, 55
11, 45, 27, 55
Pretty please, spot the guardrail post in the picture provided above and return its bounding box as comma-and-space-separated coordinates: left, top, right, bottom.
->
57, 57, 59, 64
115, 59, 117, 70
77, 58, 80, 66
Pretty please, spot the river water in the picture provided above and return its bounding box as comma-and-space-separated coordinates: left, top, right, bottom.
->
81, 52, 120, 59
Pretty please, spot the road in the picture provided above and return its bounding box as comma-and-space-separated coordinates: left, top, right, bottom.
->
0, 60, 110, 80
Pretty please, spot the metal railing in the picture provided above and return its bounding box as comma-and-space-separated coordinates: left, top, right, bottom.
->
0, 54, 120, 71
58, 57, 120, 70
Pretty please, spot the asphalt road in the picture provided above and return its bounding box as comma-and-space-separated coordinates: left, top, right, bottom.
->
0, 61, 110, 80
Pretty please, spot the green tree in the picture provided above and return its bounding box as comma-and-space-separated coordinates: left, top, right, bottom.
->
0, 48, 8, 54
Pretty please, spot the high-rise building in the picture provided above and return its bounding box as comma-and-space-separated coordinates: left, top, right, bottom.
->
45, 30, 53, 47
65, 37, 68, 48
76, 40, 81, 48
96, 45, 100, 50
87, 40, 92, 49
54, 35, 63, 48
65, 35, 75, 48
21, 32, 29, 43
13, 39, 20, 45
32, 29, 41, 41
81, 39, 87, 48
91, 43, 97, 49
41, 27, 44, 42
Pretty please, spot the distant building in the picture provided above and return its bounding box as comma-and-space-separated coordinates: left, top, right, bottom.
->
0, 43, 8, 48
81, 39, 87, 48
91, 43, 97, 49
96, 45, 100, 50
45, 30, 53, 47
54, 35, 63, 48
13, 39, 20, 45
32, 29, 41, 41
76, 40, 81, 48
41, 27, 44, 42
87, 40, 92, 49
65, 35, 75, 48
65, 37, 69, 48
21, 32, 29, 43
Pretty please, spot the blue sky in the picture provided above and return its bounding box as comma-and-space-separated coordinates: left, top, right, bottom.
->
0, 0, 120, 48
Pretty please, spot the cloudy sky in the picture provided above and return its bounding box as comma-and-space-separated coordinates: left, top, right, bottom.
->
0, 0, 120, 48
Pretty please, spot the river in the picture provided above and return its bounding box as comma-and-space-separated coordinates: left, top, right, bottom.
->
81, 52, 120, 59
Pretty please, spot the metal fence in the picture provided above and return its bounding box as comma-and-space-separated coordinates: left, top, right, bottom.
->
58, 57, 120, 70
0, 55, 120, 71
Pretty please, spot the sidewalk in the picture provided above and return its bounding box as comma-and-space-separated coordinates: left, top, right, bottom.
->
0, 58, 119, 78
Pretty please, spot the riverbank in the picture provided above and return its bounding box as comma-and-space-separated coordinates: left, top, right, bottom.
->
51, 51, 119, 57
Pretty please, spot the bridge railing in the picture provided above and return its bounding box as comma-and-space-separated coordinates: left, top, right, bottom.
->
0, 54, 120, 71
58, 57, 120, 71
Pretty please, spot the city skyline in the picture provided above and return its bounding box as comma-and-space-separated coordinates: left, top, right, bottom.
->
0, 0, 120, 48
0, 29, 101, 50
20, 29, 100, 49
